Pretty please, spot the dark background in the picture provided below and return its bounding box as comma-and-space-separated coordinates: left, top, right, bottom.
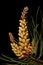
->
0, 0, 43, 59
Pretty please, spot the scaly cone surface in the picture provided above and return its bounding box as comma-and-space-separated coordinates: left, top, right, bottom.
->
9, 32, 22, 57
9, 6, 33, 59
18, 19, 29, 47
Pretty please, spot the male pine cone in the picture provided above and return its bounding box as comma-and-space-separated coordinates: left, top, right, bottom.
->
9, 6, 34, 59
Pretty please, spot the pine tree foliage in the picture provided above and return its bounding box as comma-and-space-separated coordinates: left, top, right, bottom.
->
0, 6, 43, 65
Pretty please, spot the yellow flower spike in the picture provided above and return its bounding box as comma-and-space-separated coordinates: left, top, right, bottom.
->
12, 46, 23, 56
9, 6, 34, 59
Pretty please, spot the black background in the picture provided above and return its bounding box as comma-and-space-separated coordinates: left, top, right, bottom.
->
0, 0, 43, 59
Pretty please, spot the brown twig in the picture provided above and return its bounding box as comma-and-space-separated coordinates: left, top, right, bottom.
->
30, 56, 43, 63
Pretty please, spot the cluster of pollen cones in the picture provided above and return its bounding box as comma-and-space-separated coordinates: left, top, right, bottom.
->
9, 6, 34, 59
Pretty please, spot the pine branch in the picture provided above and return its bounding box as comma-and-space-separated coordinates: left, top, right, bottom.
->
4, 6, 43, 65
0, 54, 43, 65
